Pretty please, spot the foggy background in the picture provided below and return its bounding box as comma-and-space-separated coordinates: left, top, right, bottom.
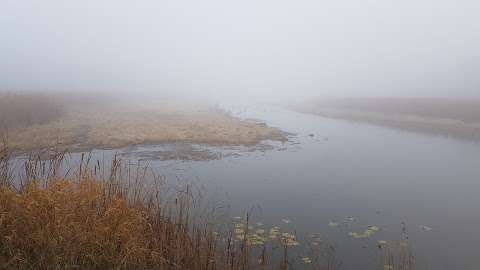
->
1, 0, 479, 103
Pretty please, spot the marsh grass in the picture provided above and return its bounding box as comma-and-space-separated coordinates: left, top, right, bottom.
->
1, 148, 220, 269
0, 140, 414, 270
1, 93, 286, 152
0, 142, 343, 270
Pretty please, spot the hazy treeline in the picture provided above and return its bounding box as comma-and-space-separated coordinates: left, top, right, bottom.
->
0, 93, 64, 130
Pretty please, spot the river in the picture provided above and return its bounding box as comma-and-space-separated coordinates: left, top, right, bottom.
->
32, 104, 480, 270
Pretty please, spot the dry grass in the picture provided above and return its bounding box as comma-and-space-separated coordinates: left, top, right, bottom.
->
0, 142, 414, 270
306, 97, 480, 123
3, 97, 286, 152
0, 147, 221, 269
0, 143, 340, 270
296, 97, 480, 141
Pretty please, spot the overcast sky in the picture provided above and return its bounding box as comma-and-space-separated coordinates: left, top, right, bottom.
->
1, 0, 479, 102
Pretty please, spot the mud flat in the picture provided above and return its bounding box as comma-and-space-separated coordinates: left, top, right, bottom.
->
3, 100, 287, 152
294, 97, 480, 141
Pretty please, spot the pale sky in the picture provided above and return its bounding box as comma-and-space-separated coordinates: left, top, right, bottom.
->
1, 0, 479, 102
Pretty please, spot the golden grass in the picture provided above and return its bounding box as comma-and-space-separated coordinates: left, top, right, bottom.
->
0, 178, 239, 269
0, 141, 413, 270
0, 144, 220, 269
0, 144, 306, 270
5, 100, 286, 152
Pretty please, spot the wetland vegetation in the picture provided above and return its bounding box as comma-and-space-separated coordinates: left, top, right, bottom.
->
2, 0, 479, 267
0, 93, 286, 153
0, 93, 417, 270
295, 98, 480, 141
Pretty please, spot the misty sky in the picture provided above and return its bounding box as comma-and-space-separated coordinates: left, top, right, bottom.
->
1, 0, 479, 101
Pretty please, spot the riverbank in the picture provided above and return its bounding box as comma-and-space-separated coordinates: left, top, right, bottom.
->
1, 97, 287, 153
294, 97, 480, 141
0, 146, 412, 270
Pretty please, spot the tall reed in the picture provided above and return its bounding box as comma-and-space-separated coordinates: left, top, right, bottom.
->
0, 142, 413, 270
0, 144, 342, 270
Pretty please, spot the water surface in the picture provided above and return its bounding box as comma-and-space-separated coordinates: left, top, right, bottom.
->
44, 105, 480, 269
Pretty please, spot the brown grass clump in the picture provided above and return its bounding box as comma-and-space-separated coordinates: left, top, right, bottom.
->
0, 177, 220, 269
0, 143, 413, 270
0, 141, 221, 269
0, 147, 313, 270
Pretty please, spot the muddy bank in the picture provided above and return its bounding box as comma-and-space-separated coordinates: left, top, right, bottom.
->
4, 100, 287, 153
294, 98, 480, 141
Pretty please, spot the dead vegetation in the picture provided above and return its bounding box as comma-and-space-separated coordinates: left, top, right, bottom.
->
0, 142, 415, 270
1, 93, 286, 152
296, 97, 480, 141
0, 142, 345, 270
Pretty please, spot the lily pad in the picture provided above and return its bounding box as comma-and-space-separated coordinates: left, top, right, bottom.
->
377, 240, 388, 248
328, 221, 339, 227
302, 257, 312, 264
282, 219, 292, 224
420, 225, 432, 231
235, 223, 245, 229
235, 229, 245, 234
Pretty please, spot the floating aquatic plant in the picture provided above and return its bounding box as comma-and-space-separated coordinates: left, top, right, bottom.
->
309, 233, 322, 246
420, 225, 432, 231
348, 226, 380, 239
328, 221, 339, 227
302, 257, 312, 264
235, 228, 245, 234
384, 264, 394, 270
281, 232, 300, 246
256, 229, 265, 234
282, 218, 292, 224
247, 233, 266, 246
346, 217, 357, 222
377, 240, 388, 248
269, 226, 280, 239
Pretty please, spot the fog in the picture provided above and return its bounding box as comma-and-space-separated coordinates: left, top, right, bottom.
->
1, 0, 479, 102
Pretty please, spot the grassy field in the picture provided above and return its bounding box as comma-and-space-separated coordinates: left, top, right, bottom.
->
0, 94, 286, 153
296, 97, 480, 141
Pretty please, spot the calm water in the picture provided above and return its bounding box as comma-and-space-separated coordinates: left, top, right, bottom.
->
34, 105, 480, 269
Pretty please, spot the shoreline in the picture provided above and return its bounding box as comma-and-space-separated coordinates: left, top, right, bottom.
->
294, 98, 480, 142
3, 101, 288, 153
